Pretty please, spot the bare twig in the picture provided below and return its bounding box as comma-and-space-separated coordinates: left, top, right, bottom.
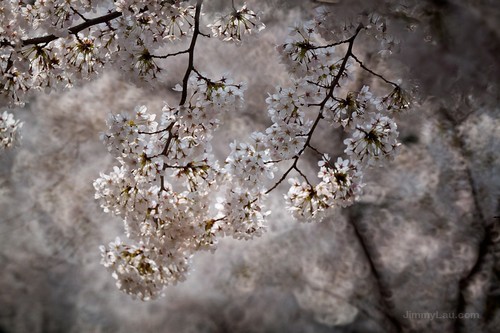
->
351, 53, 399, 87
151, 49, 190, 59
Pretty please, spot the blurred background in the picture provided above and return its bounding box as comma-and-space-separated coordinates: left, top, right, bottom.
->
0, 0, 499, 332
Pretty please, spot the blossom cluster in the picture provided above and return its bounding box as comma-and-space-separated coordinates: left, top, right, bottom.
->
93, 2, 414, 298
0, 0, 265, 107
0, 0, 413, 299
0, 111, 22, 149
208, 3, 265, 43
260, 17, 408, 221
264, 82, 315, 160
285, 156, 363, 222
94, 71, 257, 299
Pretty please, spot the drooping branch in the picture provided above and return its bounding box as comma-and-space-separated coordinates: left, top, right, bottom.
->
264, 25, 363, 194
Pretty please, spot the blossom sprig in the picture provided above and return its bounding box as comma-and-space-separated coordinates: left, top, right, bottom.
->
374, 85, 412, 112
112, 0, 196, 43
344, 115, 401, 166
95, 100, 227, 298
208, 2, 265, 43
284, 156, 362, 223
255, 16, 413, 222
323, 85, 373, 128
316, 156, 364, 208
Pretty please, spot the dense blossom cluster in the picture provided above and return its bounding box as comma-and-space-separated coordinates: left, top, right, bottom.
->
92, 2, 412, 299
285, 156, 363, 222
94, 72, 250, 299
0, 0, 413, 299
344, 115, 400, 165
0, 0, 199, 107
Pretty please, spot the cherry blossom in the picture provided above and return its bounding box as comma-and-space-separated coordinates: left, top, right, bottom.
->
0, 111, 22, 149
208, 2, 265, 43
0, 0, 414, 299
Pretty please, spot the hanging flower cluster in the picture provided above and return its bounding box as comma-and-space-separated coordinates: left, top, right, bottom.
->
94, 71, 248, 299
93, 1, 414, 299
0, 0, 413, 299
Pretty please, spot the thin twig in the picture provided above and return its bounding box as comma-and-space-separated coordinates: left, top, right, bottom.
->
151, 49, 190, 59
70, 6, 89, 22
351, 53, 399, 87
309, 37, 351, 49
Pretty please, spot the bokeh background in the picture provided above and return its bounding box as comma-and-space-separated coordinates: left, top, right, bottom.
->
0, 0, 499, 332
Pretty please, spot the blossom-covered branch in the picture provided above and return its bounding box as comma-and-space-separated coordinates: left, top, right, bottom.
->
1, 0, 414, 300
21, 11, 123, 47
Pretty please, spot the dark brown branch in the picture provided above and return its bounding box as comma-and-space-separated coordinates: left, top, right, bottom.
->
70, 6, 89, 22
293, 164, 312, 185
263, 25, 363, 195
265, 161, 296, 195
179, 0, 203, 106
199, 31, 211, 38
21, 11, 122, 46
152, 49, 190, 59
319, 25, 363, 109
306, 143, 323, 156
153, 0, 204, 160
161, 125, 177, 156
309, 37, 351, 50
264, 110, 323, 195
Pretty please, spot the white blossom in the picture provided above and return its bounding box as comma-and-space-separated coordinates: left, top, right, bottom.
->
344, 115, 401, 165
0, 1, 413, 299
208, 3, 265, 43
0, 111, 22, 149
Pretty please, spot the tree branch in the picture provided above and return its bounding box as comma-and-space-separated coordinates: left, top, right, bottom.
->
179, 0, 203, 106
151, 49, 190, 59
319, 25, 363, 109
263, 25, 363, 195
21, 11, 122, 47
351, 53, 399, 88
